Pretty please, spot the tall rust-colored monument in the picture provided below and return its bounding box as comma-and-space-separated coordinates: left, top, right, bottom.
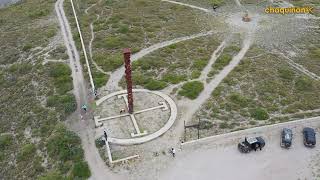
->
123, 48, 133, 114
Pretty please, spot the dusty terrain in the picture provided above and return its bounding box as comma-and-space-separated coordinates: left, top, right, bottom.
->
55, 0, 320, 179
161, 118, 320, 180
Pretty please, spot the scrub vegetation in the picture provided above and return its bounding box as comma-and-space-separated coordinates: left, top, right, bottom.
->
64, 0, 216, 86
193, 47, 320, 137
131, 36, 220, 90
0, 0, 89, 179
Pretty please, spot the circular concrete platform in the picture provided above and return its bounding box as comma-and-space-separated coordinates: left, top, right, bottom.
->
95, 89, 177, 145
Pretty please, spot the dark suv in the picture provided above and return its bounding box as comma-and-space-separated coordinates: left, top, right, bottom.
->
303, 127, 316, 147
281, 128, 293, 148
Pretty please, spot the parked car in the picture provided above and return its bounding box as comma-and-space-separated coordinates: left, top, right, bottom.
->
238, 136, 265, 153
303, 127, 316, 147
280, 128, 293, 148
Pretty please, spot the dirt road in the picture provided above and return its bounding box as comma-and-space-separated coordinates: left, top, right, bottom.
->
55, 0, 123, 179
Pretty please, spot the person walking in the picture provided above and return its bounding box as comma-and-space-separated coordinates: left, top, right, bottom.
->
171, 148, 176, 157
104, 130, 108, 142
82, 104, 87, 113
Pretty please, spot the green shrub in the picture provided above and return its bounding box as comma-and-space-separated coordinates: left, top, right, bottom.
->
28, 9, 49, 19
310, 48, 320, 58
162, 73, 187, 84
224, 45, 240, 54
53, 75, 73, 94
208, 69, 218, 77
295, 76, 313, 91
191, 70, 201, 79
46, 28, 56, 38
219, 122, 228, 129
95, 138, 105, 148
210, 0, 225, 6
178, 81, 204, 99
72, 161, 91, 178
229, 93, 248, 107
132, 72, 149, 85
17, 144, 36, 161
95, 53, 123, 72
278, 67, 295, 80
47, 124, 84, 162
0, 134, 13, 149
118, 24, 129, 33
211, 86, 223, 97
9, 63, 32, 75
213, 54, 232, 70
22, 44, 33, 51
144, 79, 167, 90
192, 59, 207, 70
93, 71, 109, 88
47, 94, 77, 115
104, 36, 123, 48
250, 108, 269, 120
48, 63, 71, 78
38, 170, 63, 180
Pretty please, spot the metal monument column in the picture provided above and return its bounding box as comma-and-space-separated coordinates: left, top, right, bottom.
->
123, 48, 133, 114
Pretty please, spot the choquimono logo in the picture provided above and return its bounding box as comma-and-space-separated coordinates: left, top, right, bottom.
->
265, 6, 314, 14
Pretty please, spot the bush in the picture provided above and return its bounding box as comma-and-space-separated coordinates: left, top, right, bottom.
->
72, 161, 91, 178
278, 67, 295, 80
0, 134, 13, 149
48, 63, 71, 78
38, 170, 63, 180
93, 71, 109, 88
210, 0, 224, 6
144, 79, 167, 90
104, 36, 123, 49
250, 108, 269, 120
211, 86, 223, 97
47, 124, 84, 162
229, 93, 249, 107
178, 81, 204, 99
47, 94, 77, 115
17, 144, 36, 161
219, 122, 228, 129
162, 73, 187, 84
213, 54, 232, 70
95, 138, 105, 148
117, 24, 129, 33
95, 53, 123, 72
192, 59, 208, 70
191, 70, 201, 79
28, 9, 49, 19
295, 76, 313, 91
22, 44, 33, 51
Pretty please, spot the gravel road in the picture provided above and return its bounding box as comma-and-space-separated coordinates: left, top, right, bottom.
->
160, 118, 320, 180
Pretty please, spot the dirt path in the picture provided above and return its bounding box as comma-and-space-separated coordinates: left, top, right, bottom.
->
199, 39, 227, 81
161, 0, 211, 13
88, 14, 108, 75
55, 0, 123, 179
69, 0, 95, 92
85, 0, 109, 75
178, 32, 253, 126
273, 50, 320, 81
106, 31, 214, 91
